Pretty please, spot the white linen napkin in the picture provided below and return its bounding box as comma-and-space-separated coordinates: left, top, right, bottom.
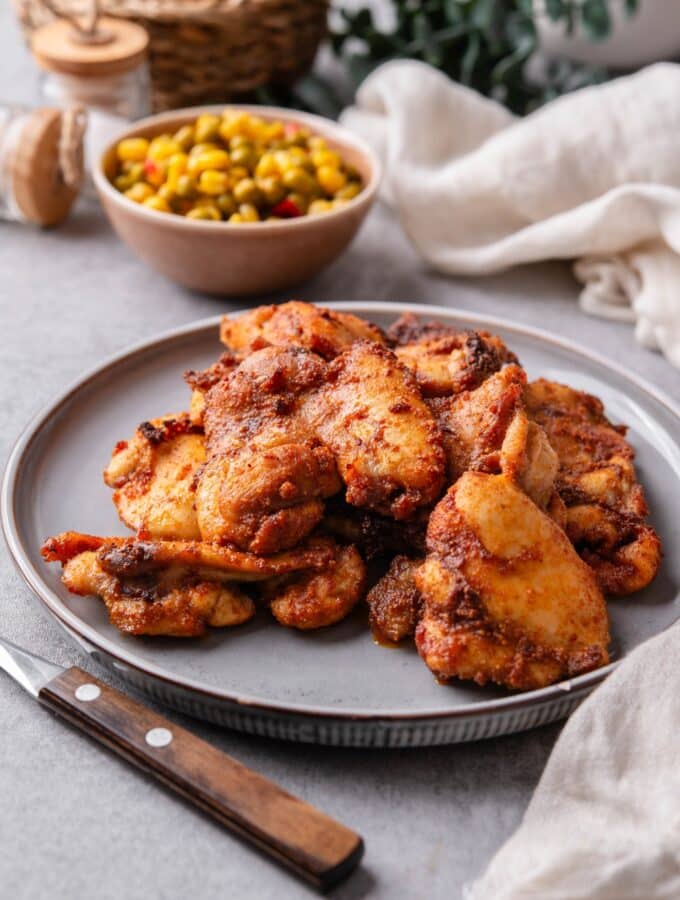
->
465, 622, 680, 900
341, 60, 680, 368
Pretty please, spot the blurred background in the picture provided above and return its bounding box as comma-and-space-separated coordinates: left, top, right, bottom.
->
7, 0, 680, 120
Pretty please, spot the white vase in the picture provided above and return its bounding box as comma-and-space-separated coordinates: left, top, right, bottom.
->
534, 0, 680, 68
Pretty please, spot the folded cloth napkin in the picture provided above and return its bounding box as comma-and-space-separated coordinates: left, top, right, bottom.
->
341, 60, 680, 368
464, 623, 680, 900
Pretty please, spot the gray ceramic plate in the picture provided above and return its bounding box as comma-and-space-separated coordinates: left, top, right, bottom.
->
3, 303, 679, 747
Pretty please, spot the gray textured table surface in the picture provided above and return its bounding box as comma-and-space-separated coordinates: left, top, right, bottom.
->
2, 10, 679, 900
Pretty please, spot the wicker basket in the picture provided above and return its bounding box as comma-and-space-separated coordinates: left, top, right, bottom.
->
13, 0, 330, 112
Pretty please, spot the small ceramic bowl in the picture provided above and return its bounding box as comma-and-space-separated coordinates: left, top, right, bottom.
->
94, 105, 381, 296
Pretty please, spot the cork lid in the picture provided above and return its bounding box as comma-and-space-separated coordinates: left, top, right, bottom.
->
12, 108, 84, 227
31, 16, 148, 78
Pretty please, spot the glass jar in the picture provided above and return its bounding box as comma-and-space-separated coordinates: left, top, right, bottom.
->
31, 16, 151, 120
0, 103, 86, 226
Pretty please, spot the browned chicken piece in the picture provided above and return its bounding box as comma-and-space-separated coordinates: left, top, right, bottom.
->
525, 379, 662, 595
196, 346, 341, 553
415, 472, 610, 690
430, 365, 558, 508
184, 353, 239, 427
41, 532, 334, 581
220, 301, 386, 360
103, 413, 205, 540
305, 341, 446, 519
366, 555, 422, 643
58, 551, 254, 637
261, 541, 366, 630
388, 313, 518, 397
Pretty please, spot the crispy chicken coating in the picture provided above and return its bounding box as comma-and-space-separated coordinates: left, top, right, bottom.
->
220, 301, 386, 360
184, 352, 239, 427
60, 551, 254, 637
103, 413, 204, 540
388, 313, 518, 397
415, 472, 610, 690
525, 379, 661, 595
305, 341, 446, 519
430, 365, 558, 508
197, 346, 341, 553
366, 555, 422, 643
262, 541, 366, 630
41, 532, 333, 581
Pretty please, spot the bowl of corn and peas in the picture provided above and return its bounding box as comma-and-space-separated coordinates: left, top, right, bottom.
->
95, 106, 380, 295
112, 110, 364, 223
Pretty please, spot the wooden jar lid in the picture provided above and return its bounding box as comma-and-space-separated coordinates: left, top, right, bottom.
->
12, 108, 81, 227
31, 16, 148, 78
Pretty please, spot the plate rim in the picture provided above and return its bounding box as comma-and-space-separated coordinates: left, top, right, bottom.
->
3, 301, 679, 723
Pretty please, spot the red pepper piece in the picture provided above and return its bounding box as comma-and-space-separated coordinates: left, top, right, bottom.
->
271, 198, 302, 218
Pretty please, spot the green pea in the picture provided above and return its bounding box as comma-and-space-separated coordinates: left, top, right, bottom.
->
175, 174, 197, 198
216, 192, 237, 216
173, 125, 196, 152
233, 178, 264, 207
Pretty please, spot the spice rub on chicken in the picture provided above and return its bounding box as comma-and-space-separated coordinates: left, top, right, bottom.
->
306, 341, 446, 519
525, 379, 661, 595
41, 303, 662, 692
388, 312, 518, 398
41, 532, 334, 637
415, 473, 610, 690
104, 413, 205, 540
196, 345, 341, 554
220, 300, 386, 360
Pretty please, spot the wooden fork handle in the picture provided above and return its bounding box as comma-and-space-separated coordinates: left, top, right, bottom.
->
39, 667, 364, 891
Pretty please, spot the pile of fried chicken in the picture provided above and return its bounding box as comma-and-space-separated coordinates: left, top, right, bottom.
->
41, 302, 662, 692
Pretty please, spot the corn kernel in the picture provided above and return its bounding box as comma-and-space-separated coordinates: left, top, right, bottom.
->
317, 165, 347, 195
229, 165, 249, 183
143, 195, 171, 213
157, 184, 175, 201
335, 181, 362, 201
194, 114, 221, 144
198, 170, 231, 196
116, 138, 149, 162
124, 182, 154, 203
189, 142, 219, 158
219, 112, 250, 141
273, 150, 295, 173
165, 153, 188, 190
263, 121, 285, 142
188, 149, 231, 175
148, 136, 182, 161
308, 136, 327, 152
187, 205, 222, 221
312, 149, 341, 169
308, 199, 334, 215
228, 213, 244, 223
238, 203, 260, 222
244, 116, 265, 139
255, 152, 279, 178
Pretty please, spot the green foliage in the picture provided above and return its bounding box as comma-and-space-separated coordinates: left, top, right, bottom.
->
329, 0, 639, 115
